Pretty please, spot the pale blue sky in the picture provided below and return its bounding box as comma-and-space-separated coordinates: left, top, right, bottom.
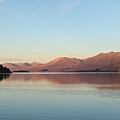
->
0, 0, 120, 63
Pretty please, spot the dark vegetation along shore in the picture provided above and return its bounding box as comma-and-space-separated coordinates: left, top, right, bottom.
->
13, 70, 29, 72
75, 69, 119, 72
0, 65, 12, 73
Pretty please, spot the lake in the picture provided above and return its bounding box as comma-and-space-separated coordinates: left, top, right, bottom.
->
0, 72, 120, 120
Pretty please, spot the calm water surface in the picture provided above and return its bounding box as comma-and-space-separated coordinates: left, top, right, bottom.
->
0, 72, 120, 120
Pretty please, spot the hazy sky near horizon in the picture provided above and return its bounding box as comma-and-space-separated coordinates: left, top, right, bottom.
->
0, 0, 120, 63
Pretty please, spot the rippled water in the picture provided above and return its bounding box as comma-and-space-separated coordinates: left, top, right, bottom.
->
0, 72, 120, 120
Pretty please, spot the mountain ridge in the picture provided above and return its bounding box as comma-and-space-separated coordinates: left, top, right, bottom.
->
2, 52, 120, 72
71, 52, 120, 71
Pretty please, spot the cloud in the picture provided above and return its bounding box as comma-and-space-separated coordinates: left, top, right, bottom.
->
60, 1, 78, 14
0, 58, 23, 62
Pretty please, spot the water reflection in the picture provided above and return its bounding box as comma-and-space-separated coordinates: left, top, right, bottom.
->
0, 74, 11, 81
1, 73, 120, 120
2, 73, 120, 90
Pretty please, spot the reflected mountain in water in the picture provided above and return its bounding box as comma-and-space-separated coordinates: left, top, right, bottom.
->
4, 73, 120, 86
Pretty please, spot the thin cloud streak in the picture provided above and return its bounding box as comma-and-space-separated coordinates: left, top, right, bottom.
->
60, 1, 79, 14
0, 58, 23, 62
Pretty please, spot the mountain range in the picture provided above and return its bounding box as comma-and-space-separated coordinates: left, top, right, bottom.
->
2, 52, 120, 72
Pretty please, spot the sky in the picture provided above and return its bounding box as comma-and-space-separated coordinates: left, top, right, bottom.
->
0, 0, 120, 63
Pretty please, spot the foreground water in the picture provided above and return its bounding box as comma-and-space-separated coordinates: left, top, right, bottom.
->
0, 72, 120, 120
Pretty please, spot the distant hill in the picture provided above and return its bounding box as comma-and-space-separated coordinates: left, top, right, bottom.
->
0, 65, 12, 73
2, 52, 120, 72
3, 62, 43, 72
38, 57, 82, 72
3, 58, 82, 72
72, 52, 120, 71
